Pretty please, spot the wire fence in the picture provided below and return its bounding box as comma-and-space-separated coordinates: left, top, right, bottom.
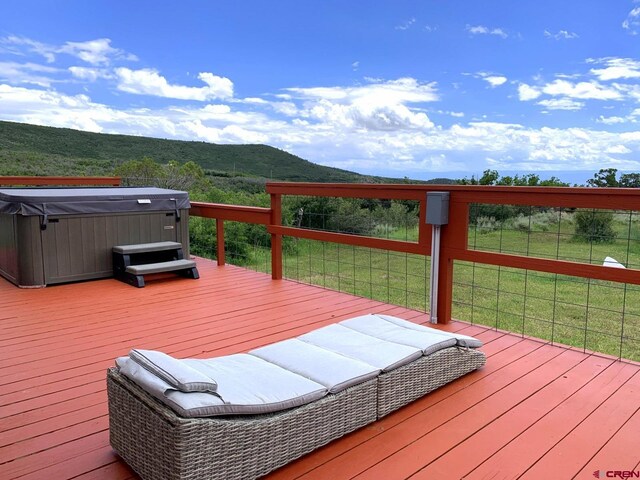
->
454, 203, 640, 361
189, 197, 640, 362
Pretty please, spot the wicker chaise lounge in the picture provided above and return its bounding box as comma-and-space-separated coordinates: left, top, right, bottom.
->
107, 314, 486, 480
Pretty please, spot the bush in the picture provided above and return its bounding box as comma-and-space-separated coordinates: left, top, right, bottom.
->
509, 210, 561, 233
476, 216, 499, 234
573, 210, 616, 243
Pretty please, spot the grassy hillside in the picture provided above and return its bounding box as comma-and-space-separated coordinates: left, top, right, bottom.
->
0, 120, 378, 182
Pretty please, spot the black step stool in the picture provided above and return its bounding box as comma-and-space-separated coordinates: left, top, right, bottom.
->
113, 241, 199, 288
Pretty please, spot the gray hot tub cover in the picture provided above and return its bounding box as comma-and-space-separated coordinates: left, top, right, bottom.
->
0, 187, 190, 217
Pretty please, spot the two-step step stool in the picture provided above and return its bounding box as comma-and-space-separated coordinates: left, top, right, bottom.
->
112, 241, 199, 288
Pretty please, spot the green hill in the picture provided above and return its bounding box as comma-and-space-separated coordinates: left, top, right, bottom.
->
0, 120, 375, 182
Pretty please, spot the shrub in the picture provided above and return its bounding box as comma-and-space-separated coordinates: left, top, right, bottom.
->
573, 210, 616, 243
476, 216, 499, 234
509, 210, 562, 233
511, 214, 532, 233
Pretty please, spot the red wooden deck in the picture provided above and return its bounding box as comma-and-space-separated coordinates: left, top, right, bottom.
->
1, 257, 639, 480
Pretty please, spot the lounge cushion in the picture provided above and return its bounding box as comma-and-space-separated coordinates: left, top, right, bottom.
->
298, 324, 422, 372
374, 314, 484, 348
250, 338, 381, 393
118, 353, 327, 418
339, 314, 483, 354
129, 349, 218, 393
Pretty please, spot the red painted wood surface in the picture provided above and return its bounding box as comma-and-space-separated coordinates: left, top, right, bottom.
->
1, 258, 638, 479
215, 218, 225, 266
270, 193, 283, 280
189, 202, 271, 224
0, 176, 121, 186
268, 225, 428, 255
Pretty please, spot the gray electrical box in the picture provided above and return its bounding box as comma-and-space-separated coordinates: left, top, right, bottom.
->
426, 192, 450, 225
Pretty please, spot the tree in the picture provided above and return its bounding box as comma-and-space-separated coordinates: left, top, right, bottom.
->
573, 210, 616, 244
586, 168, 619, 187
115, 157, 209, 191
458, 170, 568, 187
619, 173, 640, 188
478, 169, 500, 185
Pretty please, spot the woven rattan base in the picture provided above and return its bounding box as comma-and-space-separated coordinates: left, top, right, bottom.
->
107, 368, 377, 480
377, 346, 486, 418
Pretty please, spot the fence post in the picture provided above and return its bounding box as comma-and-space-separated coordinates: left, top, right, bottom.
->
216, 219, 225, 266
437, 198, 469, 323
271, 193, 283, 279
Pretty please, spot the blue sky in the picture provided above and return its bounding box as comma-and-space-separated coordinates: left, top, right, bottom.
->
2, 1, 640, 184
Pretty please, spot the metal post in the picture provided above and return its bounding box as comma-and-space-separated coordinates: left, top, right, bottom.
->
426, 192, 450, 324
430, 224, 441, 324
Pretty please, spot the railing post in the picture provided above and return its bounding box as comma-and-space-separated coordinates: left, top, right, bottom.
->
437, 198, 469, 323
216, 219, 225, 266
270, 193, 283, 279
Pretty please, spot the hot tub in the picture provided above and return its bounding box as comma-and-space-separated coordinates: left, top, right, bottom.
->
0, 187, 191, 287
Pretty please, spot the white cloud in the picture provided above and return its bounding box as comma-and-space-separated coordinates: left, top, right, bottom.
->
519, 78, 623, 108
395, 18, 416, 30
435, 110, 465, 118
598, 115, 628, 124
597, 108, 640, 125
589, 57, 640, 81
68, 66, 112, 82
2, 68, 640, 177
59, 39, 137, 65
466, 25, 508, 38
0, 36, 136, 65
0, 83, 126, 132
0, 61, 61, 87
486, 76, 507, 87
287, 77, 438, 104
537, 98, 584, 110
472, 71, 507, 87
115, 68, 233, 100
622, 6, 640, 34
0, 36, 55, 62
541, 79, 622, 100
518, 84, 542, 100
544, 30, 579, 40
352, 61, 359, 71
286, 78, 437, 131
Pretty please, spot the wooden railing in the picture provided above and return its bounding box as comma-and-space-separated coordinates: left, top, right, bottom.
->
2, 176, 639, 327
0, 176, 121, 186
194, 183, 640, 324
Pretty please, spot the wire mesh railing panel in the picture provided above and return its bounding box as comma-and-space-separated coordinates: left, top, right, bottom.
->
189, 217, 271, 274
282, 239, 431, 312
188, 191, 640, 362
468, 204, 640, 268
282, 195, 420, 241
277, 196, 428, 310
452, 261, 640, 361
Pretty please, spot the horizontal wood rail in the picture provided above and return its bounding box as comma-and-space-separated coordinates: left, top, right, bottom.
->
192, 182, 640, 325
189, 201, 271, 267
0, 176, 121, 186
268, 225, 427, 255
190, 202, 271, 224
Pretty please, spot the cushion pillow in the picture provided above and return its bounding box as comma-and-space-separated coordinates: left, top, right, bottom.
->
375, 314, 484, 348
118, 353, 328, 418
129, 349, 218, 393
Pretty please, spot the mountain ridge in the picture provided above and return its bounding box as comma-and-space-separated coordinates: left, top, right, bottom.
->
0, 120, 457, 184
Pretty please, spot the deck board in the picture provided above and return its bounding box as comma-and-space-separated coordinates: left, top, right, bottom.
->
1, 257, 639, 479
